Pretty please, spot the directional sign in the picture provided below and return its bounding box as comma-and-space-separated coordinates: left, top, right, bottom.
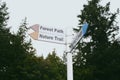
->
29, 24, 65, 44
69, 22, 88, 52
82, 22, 88, 36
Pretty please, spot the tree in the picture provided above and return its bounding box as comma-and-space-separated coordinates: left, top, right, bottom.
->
0, 1, 67, 80
45, 49, 67, 80
0, 1, 36, 79
73, 0, 120, 80
0, 1, 11, 80
7, 18, 37, 80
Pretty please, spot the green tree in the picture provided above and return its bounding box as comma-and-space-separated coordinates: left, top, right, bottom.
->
73, 0, 120, 80
0, 1, 67, 80
0, 2, 36, 79
0, 2, 11, 80
45, 49, 67, 80
7, 18, 36, 80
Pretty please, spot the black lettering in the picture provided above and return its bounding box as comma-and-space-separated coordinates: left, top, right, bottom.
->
55, 36, 64, 41
54, 28, 64, 34
39, 34, 53, 40
40, 26, 53, 32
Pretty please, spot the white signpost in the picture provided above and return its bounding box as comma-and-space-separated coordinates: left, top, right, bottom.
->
29, 22, 88, 80
67, 22, 88, 80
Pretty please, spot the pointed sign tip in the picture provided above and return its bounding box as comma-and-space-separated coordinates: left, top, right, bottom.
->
29, 32, 39, 40
30, 24, 39, 32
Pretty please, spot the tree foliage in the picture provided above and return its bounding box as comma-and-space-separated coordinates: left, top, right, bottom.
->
0, 2, 11, 80
45, 50, 66, 80
73, 0, 120, 80
0, 1, 66, 80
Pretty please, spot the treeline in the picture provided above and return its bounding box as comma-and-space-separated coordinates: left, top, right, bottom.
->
1, 0, 120, 80
0, 2, 66, 80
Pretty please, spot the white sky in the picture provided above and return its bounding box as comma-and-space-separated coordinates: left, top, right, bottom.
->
3, 0, 120, 58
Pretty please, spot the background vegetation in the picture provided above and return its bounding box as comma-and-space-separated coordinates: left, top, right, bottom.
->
0, 0, 120, 80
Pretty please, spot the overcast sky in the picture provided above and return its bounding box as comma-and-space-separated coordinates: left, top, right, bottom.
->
3, 0, 120, 58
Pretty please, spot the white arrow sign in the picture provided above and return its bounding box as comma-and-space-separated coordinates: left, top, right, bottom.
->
29, 24, 65, 44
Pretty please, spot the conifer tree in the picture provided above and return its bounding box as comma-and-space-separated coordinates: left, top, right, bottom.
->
0, 2, 11, 80
73, 0, 120, 80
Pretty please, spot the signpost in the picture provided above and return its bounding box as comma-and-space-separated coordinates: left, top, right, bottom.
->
69, 22, 88, 53
29, 22, 88, 80
67, 22, 88, 80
